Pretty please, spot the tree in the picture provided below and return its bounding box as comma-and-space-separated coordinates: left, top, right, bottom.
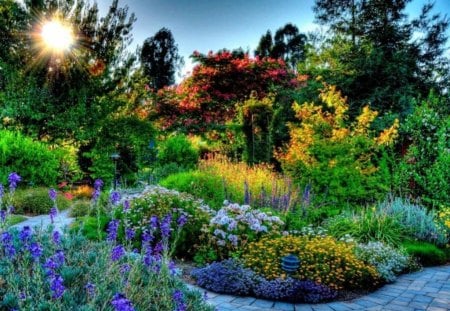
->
140, 28, 183, 90
255, 23, 307, 69
306, 0, 449, 121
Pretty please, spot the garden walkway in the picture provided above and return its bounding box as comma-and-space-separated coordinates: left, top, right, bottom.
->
9, 204, 450, 311
192, 265, 450, 311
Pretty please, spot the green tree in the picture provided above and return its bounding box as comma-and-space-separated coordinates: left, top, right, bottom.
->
140, 27, 184, 90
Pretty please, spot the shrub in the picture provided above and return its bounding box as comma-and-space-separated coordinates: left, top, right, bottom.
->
242, 235, 380, 290
0, 130, 63, 186
324, 209, 407, 246
0, 224, 212, 310
199, 154, 299, 211
379, 197, 448, 246
402, 240, 447, 266
13, 188, 71, 215
191, 259, 255, 295
70, 200, 91, 218
159, 170, 226, 208
115, 186, 213, 257
355, 242, 411, 282
191, 259, 337, 303
206, 202, 283, 258
157, 134, 199, 170
71, 185, 94, 200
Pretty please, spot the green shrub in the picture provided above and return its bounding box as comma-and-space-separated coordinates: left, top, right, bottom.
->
13, 188, 71, 215
70, 215, 109, 241
115, 187, 213, 257
160, 170, 225, 208
157, 134, 199, 169
378, 197, 448, 246
70, 200, 91, 217
0, 130, 61, 186
324, 209, 407, 246
402, 240, 447, 266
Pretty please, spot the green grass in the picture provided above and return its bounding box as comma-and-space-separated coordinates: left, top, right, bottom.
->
401, 240, 448, 266
6, 214, 28, 227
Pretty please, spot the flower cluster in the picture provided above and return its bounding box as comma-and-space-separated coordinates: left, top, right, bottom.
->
192, 259, 337, 303
208, 202, 283, 253
242, 235, 380, 290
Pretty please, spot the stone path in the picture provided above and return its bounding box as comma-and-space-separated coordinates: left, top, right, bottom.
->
190, 265, 450, 311
10, 209, 75, 233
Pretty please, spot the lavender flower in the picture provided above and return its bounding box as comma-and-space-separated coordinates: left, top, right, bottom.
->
110, 191, 121, 206
49, 274, 65, 299
29, 242, 43, 261
125, 227, 135, 241
168, 260, 177, 276
0, 184, 4, 198
54, 250, 65, 266
92, 179, 103, 202
111, 293, 135, 311
0, 232, 16, 259
172, 290, 187, 311
44, 257, 59, 273
160, 214, 172, 239
52, 231, 61, 245
177, 214, 188, 228
111, 244, 125, 262
94, 179, 104, 190
107, 219, 120, 242
0, 210, 5, 222
153, 241, 163, 257
123, 200, 130, 212
19, 292, 26, 300
150, 216, 159, 230
8, 172, 21, 191
85, 282, 96, 297
19, 226, 33, 243
141, 230, 153, 245
119, 263, 131, 275
50, 207, 58, 224
48, 188, 57, 201
143, 246, 154, 267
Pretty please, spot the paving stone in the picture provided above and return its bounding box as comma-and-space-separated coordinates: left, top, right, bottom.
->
326, 302, 353, 311
273, 301, 295, 311
412, 295, 433, 303
251, 299, 274, 309
232, 297, 256, 305
294, 304, 314, 311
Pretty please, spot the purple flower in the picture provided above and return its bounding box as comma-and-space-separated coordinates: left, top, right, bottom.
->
0, 210, 6, 222
50, 207, 58, 224
85, 282, 96, 297
52, 231, 61, 245
49, 274, 65, 299
48, 188, 57, 201
8, 172, 21, 191
153, 241, 163, 257
123, 200, 130, 212
150, 216, 158, 230
54, 250, 65, 266
172, 290, 187, 311
44, 257, 59, 273
0, 184, 4, 198
19, 226, 33, 243
29, 242, 43, 261
107, 219, 120, 242
125, 227, 135, 241
119, 263, 131, 275
94, 179, 104, 190
111, 244, 125, 262
111, 293, 135, 311
141, 230, 153, 245
168, 260, 177, 276
19, 292, 26, 300
160, 214, 172, 239
110, 191, 121, 206
177, 214, 188, 228
0, 232, 16, 259
143, 245, 153, 267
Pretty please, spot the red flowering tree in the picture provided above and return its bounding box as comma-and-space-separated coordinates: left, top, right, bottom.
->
154, 50, 299, 133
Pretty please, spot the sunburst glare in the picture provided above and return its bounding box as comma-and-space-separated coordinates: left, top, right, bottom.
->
41, 20, 74, 53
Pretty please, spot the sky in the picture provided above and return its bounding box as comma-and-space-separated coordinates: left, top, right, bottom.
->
95, 0, 450, 78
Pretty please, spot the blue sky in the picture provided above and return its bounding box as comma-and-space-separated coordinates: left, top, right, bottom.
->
97, 0, 450, 77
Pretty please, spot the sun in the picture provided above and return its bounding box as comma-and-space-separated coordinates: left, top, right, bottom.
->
40, 19, 74, 53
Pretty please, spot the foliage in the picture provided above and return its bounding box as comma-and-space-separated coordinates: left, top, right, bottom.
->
324, 209, 407, 246
192, 259, 337, 303
115, 186, 213, 257
437, 206, 450, 238
154, 50, 298, 133
71, 185, 94, 200
198, 202, 284, 260
240, 95, 274, 164
0, 130, 67, 186
159, 171, 225, 209
243, 235, 380, 290
13, 188, 71, 215
378, 197, 448, 246
157, 134, 199, 170
0, 225, 213, 310
70, 200, 92, 218
191, 259, 254, 295
5, 215, 27, 227
394, 93, 450, 207
355, 242, 411, 283
255, 23, 307, 69
279, 83, 398, 206
199, 154, 300, 211
140, 27, 184, 90
401, 240, 448, 266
